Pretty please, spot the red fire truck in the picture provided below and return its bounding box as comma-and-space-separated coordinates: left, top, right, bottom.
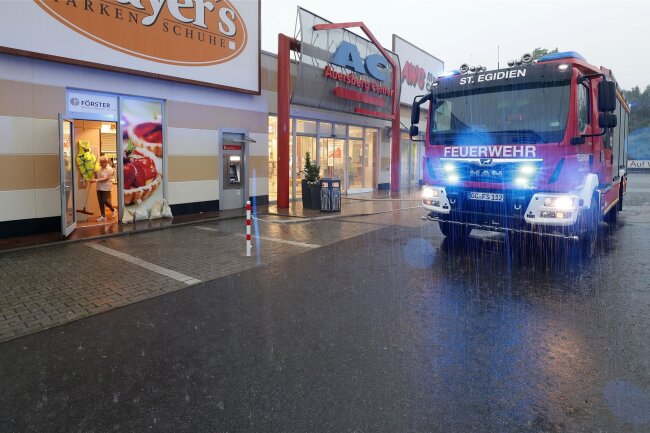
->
410, 51, 630, 257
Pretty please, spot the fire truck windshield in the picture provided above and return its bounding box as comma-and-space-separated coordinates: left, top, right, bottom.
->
429, 82, 570, 145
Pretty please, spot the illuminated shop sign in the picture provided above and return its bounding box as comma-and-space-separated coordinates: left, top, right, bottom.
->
0, 0, 260, 93
291, 8, 399, 119
323, 42, 395, 100
66, 91, 118, 120
392, 35, 444, 106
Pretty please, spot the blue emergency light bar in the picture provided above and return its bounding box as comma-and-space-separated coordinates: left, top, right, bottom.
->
537, 51, 587, 62
438, 70, 461, 78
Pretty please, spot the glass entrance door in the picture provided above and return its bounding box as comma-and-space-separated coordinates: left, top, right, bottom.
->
410, 141, 420, 184
320, 138, 346, 190
58, 115, 77, 237
295, 135, 316, 198
348, 138, 363, 190
363, 129, 377, 190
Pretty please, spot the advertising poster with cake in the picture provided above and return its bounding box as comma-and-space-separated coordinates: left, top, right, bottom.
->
121, 99, 163, 214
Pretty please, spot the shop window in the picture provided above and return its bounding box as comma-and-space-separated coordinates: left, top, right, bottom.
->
268, 116, 278, 202
349, 125, 363, 139
334, 124, 347, 137
297, 119, 317, 135
319, 122, 333, 137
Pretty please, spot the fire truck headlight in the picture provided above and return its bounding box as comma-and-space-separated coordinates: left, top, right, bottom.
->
422, 187, 438, 199
515, 177, 528, 187
520, 165, 535, 175
554, 196, 575, 210
542, 195, 577, 210
443, 163, 456, 173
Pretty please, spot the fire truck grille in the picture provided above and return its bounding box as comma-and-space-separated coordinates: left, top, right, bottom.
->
452, 160, 543, 184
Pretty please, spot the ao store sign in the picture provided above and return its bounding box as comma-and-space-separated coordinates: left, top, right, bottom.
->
324, 42, 395, 98
316, 41, 395, 119
67, 92, 118, 121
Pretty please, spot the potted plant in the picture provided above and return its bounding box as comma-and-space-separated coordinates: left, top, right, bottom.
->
301, 152, 313, 209
303, 152, 321, 210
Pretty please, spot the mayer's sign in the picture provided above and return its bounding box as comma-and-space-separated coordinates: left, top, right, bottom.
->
0, 0, 260, 93
392, 35, 443, 106
291, 8, 399, 119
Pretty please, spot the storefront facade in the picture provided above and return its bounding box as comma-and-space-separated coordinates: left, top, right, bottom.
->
0, 4, 444, 240
393, 35, 445, 187
267, 115, 382, 202
0, 0, 265, 239
262, 9, 398, 204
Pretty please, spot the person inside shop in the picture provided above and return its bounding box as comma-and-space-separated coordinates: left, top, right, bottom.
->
90, 156, 115, 222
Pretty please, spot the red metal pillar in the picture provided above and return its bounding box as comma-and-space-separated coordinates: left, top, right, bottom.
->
390, 84, 401, 193
277, 34, 290, 208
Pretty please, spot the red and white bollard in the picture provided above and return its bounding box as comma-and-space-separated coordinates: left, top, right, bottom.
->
245, 200, 252, 257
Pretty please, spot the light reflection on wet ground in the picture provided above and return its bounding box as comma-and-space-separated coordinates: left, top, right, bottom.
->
0, 175, 648, 432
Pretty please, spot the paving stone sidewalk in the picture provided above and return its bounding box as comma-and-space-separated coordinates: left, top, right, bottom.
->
0, 209, 419, 343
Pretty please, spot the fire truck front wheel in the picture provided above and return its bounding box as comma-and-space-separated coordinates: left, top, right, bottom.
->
439, 220, 472, 240
579, 196, 600, 259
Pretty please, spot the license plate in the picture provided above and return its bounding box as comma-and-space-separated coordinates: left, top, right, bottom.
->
469, 192, 504, 202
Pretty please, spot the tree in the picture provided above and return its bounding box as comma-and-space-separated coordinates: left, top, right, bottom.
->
623, 85, 650, 159
623, 85, 650, 131
531, 47, 559, 61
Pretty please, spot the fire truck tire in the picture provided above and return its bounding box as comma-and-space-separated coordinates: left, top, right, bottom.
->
439, 221, 472, 240
581, 196, 600, 259
605, 202, 618, 225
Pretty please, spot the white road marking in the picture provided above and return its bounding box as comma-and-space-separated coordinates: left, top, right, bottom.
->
234, 234, 320, 249
86, 243, 202, 285
195, 226, 220, 232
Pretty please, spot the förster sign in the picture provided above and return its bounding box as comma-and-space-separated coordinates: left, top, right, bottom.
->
0, 0, 259, 93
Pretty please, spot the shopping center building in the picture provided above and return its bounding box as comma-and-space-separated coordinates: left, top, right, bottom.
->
0, 1, 442, 240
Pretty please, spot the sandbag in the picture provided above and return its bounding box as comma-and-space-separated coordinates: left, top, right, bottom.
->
134, 206, 148, 221
121, 208, 134, 224
149, 200, 164, 220
161, 199, 173, 219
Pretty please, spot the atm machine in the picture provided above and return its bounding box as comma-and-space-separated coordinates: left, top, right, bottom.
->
219, 130, 252, 210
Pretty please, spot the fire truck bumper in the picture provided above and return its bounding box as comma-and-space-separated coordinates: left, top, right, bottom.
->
421, 186, 585, 240
421, 185, 452, 214
523, 193, 581, 227
421, 213, 580, 240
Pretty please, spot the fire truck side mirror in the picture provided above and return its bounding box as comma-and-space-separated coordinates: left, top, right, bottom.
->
409, 125, 420, 139
599, 113, 617, 129
598, 81, 617, 112
411, 104, 421, 125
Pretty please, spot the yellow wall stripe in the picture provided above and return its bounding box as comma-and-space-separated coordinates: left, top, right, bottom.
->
168, 155, 219, 182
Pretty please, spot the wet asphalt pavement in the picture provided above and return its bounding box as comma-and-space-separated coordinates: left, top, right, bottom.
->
1, 174, 649, 432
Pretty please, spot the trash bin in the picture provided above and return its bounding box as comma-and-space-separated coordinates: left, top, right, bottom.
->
320, 178, 341, 212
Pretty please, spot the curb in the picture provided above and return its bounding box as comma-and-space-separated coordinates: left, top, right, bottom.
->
257, 205, 422, 224
0, 212, 247, 255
